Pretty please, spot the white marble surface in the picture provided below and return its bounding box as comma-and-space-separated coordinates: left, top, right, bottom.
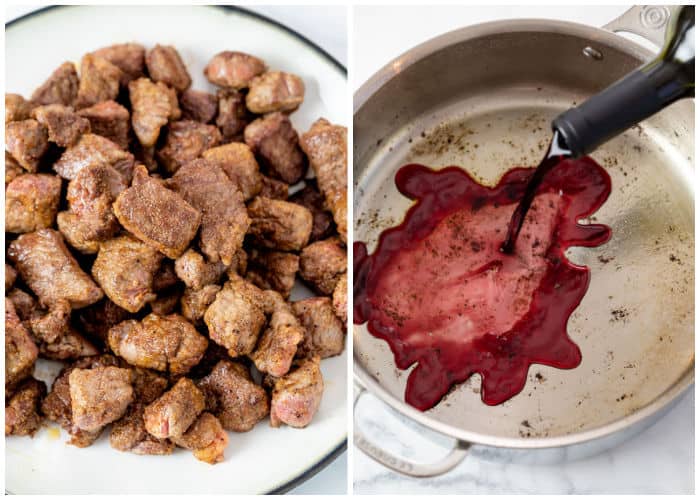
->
5, 4, 348, 495
353, 5, 694, 495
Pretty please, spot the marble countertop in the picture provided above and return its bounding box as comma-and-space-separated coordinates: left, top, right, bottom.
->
353, 5, 694, 495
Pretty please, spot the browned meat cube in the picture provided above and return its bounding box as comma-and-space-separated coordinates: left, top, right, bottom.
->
246, 248, 299, 299
5, 377, 46, 437
146, 44, 192, 92
246, 71, 304, 114
244, 112, 306, 184
41, 354, 121, 447
300, 119, 348, 242
5, 174, 62, 233
57, 163, 128, 254
201, 142, 262, 201
108, 313, 208, 375
180, 89, 217, 123
6, 119, 49, 172
216, 89, 251, 142
7, 288, 36, 321
204, 275, 265, 357
54, 133, 134, 181
28, 299, 71, 343
152, 260, 178, 292
77, 298, 132, 343
172, 412, 228, 464
77, 100, 130, 149
299, 237, 347, 295
259, 174, 289, 200
144, 377, 205, 439
6, 94, 32, 123
112, 167, 201, 259
181, 284, 220, 322
129, 77, 181, 147
197, 359, 269, 432
270, 356, 323, 428
250, 291, 304, 377
92, 43, 145, 86
175, 248, 227, 290
5, 300, 39, 391
6, 152, 25, 186
247, 197, 313, 251
92, 235, 164, 312
293, 297, 345, 358
167, 159, 249, 265
149, 288, 182, 316
289, 181, 334, 242
75, 54, 123, 109
6, 264, 18, 290
38, 327, 99, 361
8, 229, 104, 309
31, 104, 90, 147
156, 120, 222, 174
204, 51, 266, 89
69, 366, 134, 432
31, 61, 79, 107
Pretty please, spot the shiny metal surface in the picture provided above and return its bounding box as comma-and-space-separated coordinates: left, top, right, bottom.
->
353, 17, 694, 462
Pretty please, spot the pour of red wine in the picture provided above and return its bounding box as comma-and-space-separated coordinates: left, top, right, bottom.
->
501, 130, 572, 254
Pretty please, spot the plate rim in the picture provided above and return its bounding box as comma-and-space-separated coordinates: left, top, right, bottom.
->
5, 4, 348, 495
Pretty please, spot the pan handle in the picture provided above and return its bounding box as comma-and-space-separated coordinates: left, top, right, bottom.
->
353, 382, 470, 477
603, 5, 678, 48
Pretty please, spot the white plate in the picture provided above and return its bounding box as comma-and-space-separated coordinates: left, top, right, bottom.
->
5, 5, 347, 494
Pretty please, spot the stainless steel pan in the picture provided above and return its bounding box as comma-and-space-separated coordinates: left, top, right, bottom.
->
353, 5, 694, 476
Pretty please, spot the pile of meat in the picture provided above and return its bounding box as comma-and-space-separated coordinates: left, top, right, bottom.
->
5, 43, 347, 465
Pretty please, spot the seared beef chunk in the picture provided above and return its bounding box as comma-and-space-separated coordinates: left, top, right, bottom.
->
293, 297, 345, 358
246, 71, 304, 114
32, 104, 90, 147
92, 235, 164, 312
75, 54, 123, 109
54, 133, 134, 181
180, 89, 217, 123
77, 100, 130, 149
198, 360, 269, 432
7, 288, 36, 321
201, 142, 262, 201
69, 366, 134, 432
204, 51, 266, 89
247, 197, 313, 251
149, 288, 182, 315
246, 248, 299, 299
299, 237, 347, 295
6, 119, 49, 172
216, 89, 250, 142
6, 153, 25, 185
6, 94, 32, 123
300, 119, 347, 242
250, 291, 304, 377
92, 43, 146, 86
5, 300, 39, 391
5, 174, 62, 234
167, 159, 249, 265
270, 356, 323, 428
113, 166, 201, 259
129, 77, 181, 147
108, 313, 207, 374
28, 299, 71, 343
152, 260, 178, 291
259, 174, 289, 200
156, 120, 222, 174
8, 229, 104, 308
181, 284, 220, 322
144, 377, 205, 439
78, 298, 132, 343
204, 274, 265, 357
38, 327, 99, 361
5, 377, 46, 437
244, 112, 306, 184
31, 61, 79, 107
6, 263, 18, 290
172, 412, 228, 464
289, 182, 334, 242
57, 164, 127, 254
146, 44, 192, 92
175, 248, 227, 290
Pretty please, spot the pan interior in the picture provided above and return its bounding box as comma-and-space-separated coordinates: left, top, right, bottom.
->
354, 28, 694, 442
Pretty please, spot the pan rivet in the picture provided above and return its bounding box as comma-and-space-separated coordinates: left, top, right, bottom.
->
583, 47, 603, 60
